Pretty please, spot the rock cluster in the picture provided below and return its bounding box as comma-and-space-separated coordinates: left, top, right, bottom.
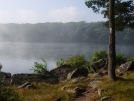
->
0, 65, 89, 85
0, 72, 12, 86
50, 65, 75, 80
12, 73, 59, 85
116, 61, 134, 75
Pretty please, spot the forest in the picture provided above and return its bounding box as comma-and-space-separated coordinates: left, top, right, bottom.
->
0, 21, 134, 45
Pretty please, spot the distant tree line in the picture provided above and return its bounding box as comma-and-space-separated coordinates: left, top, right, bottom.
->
0, 21, 133, 45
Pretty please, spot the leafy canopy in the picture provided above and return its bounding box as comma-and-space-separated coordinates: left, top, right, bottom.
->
85, 0, 134, 31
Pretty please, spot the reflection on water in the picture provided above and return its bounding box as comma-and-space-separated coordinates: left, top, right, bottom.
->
0, 42, 133, 74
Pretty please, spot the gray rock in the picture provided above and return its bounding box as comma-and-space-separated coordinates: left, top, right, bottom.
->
92, 72, 104, 80
54, 97, 61, 101
116, 61, 134, 75
12, 73, 59, 85
67, 67, 89, 79
101, 96, 111, 101
91, 58, 107, 72
62, 85, 74, 90
0, 72, 12, 86
72, 77, 87, 83
89, 81, 102, 89
17, 82, 31, 89
50, 65, 75, 80
97, 88, 105, 97
75, 87, 86, 95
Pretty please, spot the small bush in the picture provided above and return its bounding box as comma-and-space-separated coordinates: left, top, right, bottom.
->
66, 54, 86, 68
90, 50, 107, 63
116, 53, 127, 65
0, 87, 21, 101
30, 58, 47, 73
56, 58, 66, 67
56, 54, 87, 68
127, 56, 134, 61
83, 60, 92, 70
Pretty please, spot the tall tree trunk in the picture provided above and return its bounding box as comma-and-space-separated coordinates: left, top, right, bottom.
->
108, 0, 116, 81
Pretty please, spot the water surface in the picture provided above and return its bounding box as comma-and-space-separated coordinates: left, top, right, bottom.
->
0, 42, 133, 74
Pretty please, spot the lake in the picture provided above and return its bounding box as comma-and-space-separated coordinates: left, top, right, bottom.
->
0, 42, 133, 74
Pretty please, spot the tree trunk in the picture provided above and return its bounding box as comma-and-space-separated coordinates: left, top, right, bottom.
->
108, 0, 116, 81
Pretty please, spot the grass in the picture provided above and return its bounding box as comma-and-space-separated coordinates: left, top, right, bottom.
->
3, 72, 134, 101
13, 77, 91, 101
98, 72, 134, 101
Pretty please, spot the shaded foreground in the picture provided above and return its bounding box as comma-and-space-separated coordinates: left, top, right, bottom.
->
0, 71, 133, 101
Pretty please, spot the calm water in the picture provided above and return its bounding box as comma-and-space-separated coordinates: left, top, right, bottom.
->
0, 42, 133, 74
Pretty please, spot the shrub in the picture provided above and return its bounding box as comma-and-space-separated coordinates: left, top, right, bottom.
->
56, 54, 87, 68
83, 60, 92, 70
90, 50, 127, 65
90, 50, 108, 63
127, 56, 134, 61
66, 54, 87, 68
116, 53, 127, 65
0, 87, 21, 101
30, 58, 47, 73
56, 58, 66, 67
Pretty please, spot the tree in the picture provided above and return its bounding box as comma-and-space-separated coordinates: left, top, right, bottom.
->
108, 0, 116, 81
85, 0, 134, 81
85, 0, 134, 31
102, 0, 134, 31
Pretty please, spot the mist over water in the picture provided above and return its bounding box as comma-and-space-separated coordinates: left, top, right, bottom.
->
0, 42, 133, 74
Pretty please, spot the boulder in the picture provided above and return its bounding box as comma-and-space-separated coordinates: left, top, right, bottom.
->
50, 65, 75, 80
0, 72, 12, 86
67, 67, 89, 79
62, 85, 86, 94
53, 97, 61, 101
12, 73, 59, 85
17, 82, 31, 89
72, 77, 88, 83
91, 58, 107, 72
89, 81, 102, 89
116, 61, 134, 75
92, 70, 107, 80
101, 96, 111, 101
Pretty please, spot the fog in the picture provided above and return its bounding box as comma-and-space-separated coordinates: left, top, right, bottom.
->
0, 42, 133, 75
0, 22, 133, 74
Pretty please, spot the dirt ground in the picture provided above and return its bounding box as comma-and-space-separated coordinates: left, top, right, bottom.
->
72, 86, 115, 101
72, 87, 98, 101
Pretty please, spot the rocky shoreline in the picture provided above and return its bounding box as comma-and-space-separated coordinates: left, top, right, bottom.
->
0, 59, 134, 101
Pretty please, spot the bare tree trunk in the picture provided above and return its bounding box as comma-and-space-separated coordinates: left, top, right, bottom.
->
108, 0, 116, 81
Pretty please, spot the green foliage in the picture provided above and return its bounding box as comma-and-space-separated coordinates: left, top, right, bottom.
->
127, 56, 134, 61
66, 54, 86, 68
83, 60, 92, 70
56, 54, 87, 68
56, 50, 128, 70
30, 58, 47, 73
0, 87, 21, 101
89, 50, 127, 65
85, 0, 134, 31
56, 58, 66, 67
116, 53, 127, 65
90, 50, 108, 63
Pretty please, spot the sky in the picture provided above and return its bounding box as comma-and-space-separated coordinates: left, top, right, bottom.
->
0, 0, 106, 23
